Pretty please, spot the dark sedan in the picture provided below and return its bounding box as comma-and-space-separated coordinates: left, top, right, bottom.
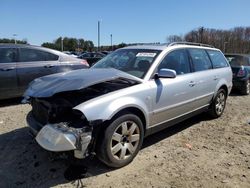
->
0, 44, 89, 99
78, 52, 106, 66
225, 54, 250, 95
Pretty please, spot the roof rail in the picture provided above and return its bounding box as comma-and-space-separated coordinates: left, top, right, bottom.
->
168, 42, 214, 48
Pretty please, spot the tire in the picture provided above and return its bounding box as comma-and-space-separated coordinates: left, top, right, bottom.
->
97, 113, 144, 168
209, 89, 227, 118
240, 80, 250, 95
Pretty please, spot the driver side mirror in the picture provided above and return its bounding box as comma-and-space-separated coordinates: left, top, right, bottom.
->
155, 68, 176, 79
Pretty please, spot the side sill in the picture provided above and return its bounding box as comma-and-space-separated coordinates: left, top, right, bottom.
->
145, 106, 209, 137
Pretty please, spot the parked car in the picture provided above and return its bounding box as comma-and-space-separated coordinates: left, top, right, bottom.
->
24, 42, 232, 168
0, 44, 89, 100
78, 52, 106, 66
225, 54, 250, 95
62, 51, 78, 58
101, 51, 112, 55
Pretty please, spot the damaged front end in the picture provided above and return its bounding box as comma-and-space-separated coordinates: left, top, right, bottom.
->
25, 74, 140, 159
27, 97, 94, 159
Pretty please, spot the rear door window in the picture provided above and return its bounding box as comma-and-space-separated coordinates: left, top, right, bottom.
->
0, 48, 17, 63
188, 49, 212, 72
207, 50, 228, 68
19, 48, 58, 62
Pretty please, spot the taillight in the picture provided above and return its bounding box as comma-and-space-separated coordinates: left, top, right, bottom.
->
237, 68, 245, 77
80, 60, 89, 67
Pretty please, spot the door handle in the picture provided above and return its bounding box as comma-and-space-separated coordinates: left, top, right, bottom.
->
189, 81, 196, 87
0, 67, 15, 71
44, 64, 55, 68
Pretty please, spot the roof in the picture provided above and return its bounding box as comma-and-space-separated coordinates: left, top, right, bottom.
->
122, 42, 217, 51
0, 43, 65, 55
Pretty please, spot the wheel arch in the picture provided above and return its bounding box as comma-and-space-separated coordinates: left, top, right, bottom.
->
219, 84, 228, 97
110, 107, 147, 134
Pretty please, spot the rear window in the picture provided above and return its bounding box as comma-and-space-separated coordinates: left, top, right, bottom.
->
225, 55, 249, 66
19, 48, 58, 62
207, 50, 229, 68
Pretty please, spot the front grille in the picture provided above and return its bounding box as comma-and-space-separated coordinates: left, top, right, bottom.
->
31, 99, 50, 125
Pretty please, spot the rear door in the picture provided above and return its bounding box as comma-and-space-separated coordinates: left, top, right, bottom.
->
16, 47, 59, 93
0, 47, 19, 99
187, 48, 215, 108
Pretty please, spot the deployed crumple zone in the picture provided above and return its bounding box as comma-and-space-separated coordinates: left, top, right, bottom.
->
25, 43, 232, 168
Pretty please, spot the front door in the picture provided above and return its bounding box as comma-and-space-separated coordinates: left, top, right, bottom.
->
0, 47, 18, 99
150, 49, 202, 126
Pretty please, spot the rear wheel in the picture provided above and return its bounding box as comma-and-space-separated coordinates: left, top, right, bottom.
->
97, 114, 144, 168
240, 80, 250, 95
209, 89, 227, 118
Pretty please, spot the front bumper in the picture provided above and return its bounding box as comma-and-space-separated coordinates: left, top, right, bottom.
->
26, 112, 92, 158
26, 111, 43, 135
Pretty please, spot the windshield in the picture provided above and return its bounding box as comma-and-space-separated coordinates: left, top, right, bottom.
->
92, 49, 161, 79
225, 55, 249, 66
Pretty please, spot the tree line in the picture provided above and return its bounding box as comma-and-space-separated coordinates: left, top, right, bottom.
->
41, 37, 95, 52
167, 26, 250, 53
0, 36, 130, 52
0, 38, 28, 44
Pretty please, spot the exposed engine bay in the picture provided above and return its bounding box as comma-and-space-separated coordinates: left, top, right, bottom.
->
27, 78, 139, 158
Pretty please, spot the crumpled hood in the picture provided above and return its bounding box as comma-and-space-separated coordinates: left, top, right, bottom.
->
24, 68, 142, 98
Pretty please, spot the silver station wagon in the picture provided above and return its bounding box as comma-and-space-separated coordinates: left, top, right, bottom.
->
24, 42, 232, 167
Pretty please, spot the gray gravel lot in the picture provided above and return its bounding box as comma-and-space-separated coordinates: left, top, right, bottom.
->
0, 93, 249, 188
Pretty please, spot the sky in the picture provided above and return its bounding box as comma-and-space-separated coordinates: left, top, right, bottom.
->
1, 0, 250, 46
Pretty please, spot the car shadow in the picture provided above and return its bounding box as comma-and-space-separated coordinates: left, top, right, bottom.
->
0, 112, 212, 187
142, 112, 211, 149
0, 97, 23, 107
229, 89, 247, 97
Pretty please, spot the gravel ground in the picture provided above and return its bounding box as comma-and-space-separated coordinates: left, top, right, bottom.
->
0, 92, 249, 188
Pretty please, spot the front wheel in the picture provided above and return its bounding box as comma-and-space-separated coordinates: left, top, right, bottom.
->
97, 114, 144, 168
209, 89, 227, 118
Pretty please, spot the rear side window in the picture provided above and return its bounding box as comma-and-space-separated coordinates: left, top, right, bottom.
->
158, 49, 190, 75
19, 48, 58, 62
207, 50, 228, 68
226, 55, 249, 66
0, 48, 17, 63
188, 49, 212, 72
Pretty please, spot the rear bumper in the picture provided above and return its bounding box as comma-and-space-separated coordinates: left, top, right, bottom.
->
232, 79, 248, 89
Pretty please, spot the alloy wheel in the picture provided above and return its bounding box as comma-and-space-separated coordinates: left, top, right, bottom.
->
110, 121, 140, 160
246, 80, 250, 94
215, 92, 225, 115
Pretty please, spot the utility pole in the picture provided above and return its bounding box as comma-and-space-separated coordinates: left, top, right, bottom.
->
13, 34, 17, 44
61, 37, 64, 52
110, 34, 113, 50
224, 42, 228, 53
98, 21, 100, 51
199, 27, 204, 43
